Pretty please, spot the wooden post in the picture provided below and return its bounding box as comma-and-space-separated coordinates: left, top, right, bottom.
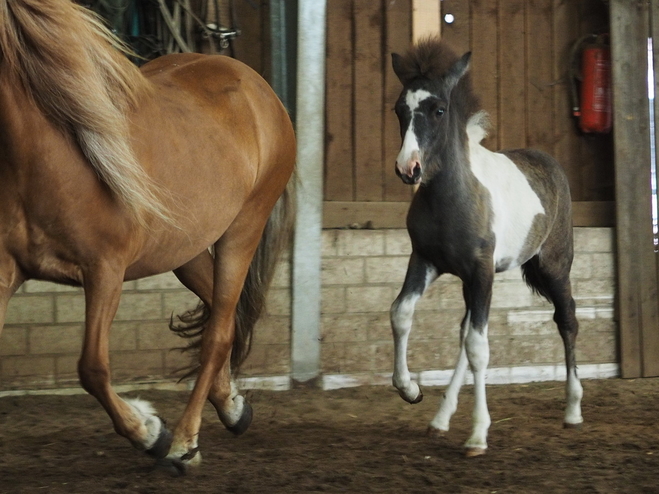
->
412, 0, 441, 42
291, 0, 326, 385
410, 1, 440, 195
610, 0, 659, 377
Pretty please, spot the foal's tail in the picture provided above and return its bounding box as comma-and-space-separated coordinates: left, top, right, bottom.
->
171, 177, 295, 373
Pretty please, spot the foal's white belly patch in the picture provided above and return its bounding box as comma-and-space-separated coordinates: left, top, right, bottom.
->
467, 131, 545, 269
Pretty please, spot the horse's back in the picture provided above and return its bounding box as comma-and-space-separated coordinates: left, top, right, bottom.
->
123, 53, 295, 276
134, 52, 294, 200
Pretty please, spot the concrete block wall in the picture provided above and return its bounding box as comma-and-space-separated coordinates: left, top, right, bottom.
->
0, 264, 292, 390
0, 227, 617, 391
319, 228, 617, 386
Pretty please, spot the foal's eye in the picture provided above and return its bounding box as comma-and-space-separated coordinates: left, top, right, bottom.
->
435, 108, 445, 117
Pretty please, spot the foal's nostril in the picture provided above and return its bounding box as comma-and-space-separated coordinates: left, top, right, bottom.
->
411, 162, 422, 180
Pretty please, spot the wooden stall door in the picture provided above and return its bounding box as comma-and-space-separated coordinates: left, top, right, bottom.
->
611, 0, 659, 378
324, 0, 615, 229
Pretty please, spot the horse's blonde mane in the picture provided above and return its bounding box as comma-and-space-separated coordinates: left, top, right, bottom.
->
0, 0, 170, 226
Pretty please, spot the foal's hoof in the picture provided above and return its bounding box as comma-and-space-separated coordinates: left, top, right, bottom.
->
563, 421, 583, 430
426, 426, 446, 439
464, 447, 487, 458
398, 387, 424, 405
145, 426, 173, 459
226, 401, 253, 436
156, 448, 202, 477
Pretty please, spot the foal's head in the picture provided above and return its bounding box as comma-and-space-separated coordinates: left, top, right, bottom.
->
392, 38, 480, 185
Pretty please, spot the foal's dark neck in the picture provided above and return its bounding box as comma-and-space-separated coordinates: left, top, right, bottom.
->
422, 125, 475, 202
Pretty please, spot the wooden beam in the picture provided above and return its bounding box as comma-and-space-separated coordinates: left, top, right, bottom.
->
323, 201, 616, 229
412, 0, 441, 42
610, 0, 655, 378
292, 0, 326, 385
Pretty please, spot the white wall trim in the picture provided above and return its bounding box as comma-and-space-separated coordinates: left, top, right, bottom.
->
0, 364, 620, 398
322, 363, 620, 390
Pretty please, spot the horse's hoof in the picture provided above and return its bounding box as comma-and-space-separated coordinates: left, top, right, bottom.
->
563, 421, 583, 430
426, 426, 446, 438
145, 426, 173, 459
226, 401, 253, 436
410, 388, 424, 404
464, 447, 487, 458
156, 447, 202, 477
398, 387, 423, 404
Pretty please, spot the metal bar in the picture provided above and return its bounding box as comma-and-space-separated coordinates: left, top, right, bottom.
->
291, 0, 326, 385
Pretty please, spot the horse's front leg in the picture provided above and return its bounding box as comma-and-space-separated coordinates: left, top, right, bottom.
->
390, 253, 437, 403
78, 262, 172, 458
173, 253, 252, 435
461, 267, 494, 457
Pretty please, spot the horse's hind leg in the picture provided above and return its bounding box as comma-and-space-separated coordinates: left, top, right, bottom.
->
173, 252, 252, 435
428, 305, 471, 435
390, 252, 437, 403
460, 266, 494, 456
166, 213, 269, 470
522, 253, 583, 427
78, 262, 172, 458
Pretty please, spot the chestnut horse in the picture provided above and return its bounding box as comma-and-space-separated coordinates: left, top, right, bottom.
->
0, 0, 295, 472
389, 38, 582, 456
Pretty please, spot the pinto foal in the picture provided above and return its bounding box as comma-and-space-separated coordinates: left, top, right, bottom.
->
389, 38, 582, 456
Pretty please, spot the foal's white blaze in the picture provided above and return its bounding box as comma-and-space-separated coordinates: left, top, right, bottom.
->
396, 89, 434, 176
466, 113, 545, 269
125, 398, 163, 450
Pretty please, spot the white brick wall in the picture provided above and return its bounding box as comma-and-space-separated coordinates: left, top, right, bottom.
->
319, 227, 618, 378
0, 227, 618, 391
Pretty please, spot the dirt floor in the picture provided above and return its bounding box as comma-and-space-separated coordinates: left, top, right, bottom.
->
0, 378, 658, 494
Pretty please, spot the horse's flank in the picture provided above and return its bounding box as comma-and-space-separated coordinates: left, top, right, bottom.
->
0, 0, 167, 226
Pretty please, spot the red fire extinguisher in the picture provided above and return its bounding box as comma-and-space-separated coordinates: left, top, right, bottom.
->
570, 34, 612, 134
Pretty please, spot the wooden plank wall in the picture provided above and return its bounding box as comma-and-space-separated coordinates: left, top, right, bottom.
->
231, 0, 271, 80
325, 0, 414, 203
611, 0, 659, 378
324, 0, 614, 213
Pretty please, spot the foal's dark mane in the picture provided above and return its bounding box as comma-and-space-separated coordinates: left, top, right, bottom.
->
396, 37, 481, 124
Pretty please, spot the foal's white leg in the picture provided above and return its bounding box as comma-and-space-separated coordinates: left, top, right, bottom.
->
391, 292, 423, 402
463, 324, 491, 456
390, 256, 437, 403
428, 312, 471, 434
564, 367, 583, 427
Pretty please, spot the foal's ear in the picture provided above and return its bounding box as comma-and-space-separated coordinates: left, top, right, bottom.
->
391, 53, 416, 86
391, 53, 407, 83
445, 51, 472, 90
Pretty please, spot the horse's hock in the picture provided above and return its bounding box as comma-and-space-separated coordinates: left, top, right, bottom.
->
0, 227, 616, 391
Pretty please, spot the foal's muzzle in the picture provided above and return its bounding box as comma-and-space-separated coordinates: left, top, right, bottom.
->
396, 160, 422, 185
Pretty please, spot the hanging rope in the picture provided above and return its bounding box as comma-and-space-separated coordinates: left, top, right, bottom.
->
78, 0, 242, 61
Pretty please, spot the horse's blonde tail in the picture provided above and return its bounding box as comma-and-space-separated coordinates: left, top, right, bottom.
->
0, 0, 171, 226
